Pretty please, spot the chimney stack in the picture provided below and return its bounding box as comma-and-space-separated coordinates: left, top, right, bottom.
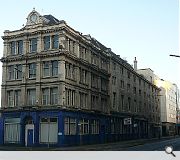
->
134, 57, 137, 71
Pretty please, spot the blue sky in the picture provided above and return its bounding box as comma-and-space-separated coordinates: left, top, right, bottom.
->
0, 0, 179, 88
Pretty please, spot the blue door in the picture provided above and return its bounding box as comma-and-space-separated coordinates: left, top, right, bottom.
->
27, 129, 34, 147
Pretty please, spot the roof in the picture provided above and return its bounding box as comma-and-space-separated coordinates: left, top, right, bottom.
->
43, 15, 60, 25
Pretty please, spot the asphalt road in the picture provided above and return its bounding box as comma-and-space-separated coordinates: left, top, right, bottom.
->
124, 137, 180, 151
0, 137, 180, 151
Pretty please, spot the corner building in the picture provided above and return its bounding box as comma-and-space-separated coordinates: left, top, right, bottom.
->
0, 9, 160, 147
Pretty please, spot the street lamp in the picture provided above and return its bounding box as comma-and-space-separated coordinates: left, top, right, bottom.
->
169, 54, 180, 58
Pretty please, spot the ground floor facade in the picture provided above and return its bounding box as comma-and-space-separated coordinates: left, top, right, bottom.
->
0, 108, 152, 147
162, 122, 176, 136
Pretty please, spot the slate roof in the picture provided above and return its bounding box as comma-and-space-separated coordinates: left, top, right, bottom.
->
43, 15, 60, 25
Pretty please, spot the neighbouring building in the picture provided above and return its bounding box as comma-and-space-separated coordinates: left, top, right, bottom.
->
137, 68, 179, 136
175, 85, 180, 135
0, 9, 161, 147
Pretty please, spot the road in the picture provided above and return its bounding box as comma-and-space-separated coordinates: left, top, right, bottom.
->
0, 137, 180, 151
125, 137, 180, 151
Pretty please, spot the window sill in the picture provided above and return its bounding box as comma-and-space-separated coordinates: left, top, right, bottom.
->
28, 78, 36, 80
6, 79, 22, 82
42, 76, 58, 79
79, 82, 88, 86
65, 77, 76, 82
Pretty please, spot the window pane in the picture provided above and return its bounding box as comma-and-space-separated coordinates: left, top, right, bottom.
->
52, 35, 59, 49
29, 63, 36, 78
11, 41, 16, 55
8, 66, 14, 80
30, 38, 37, 52
16, 65, 22, 79
15, 90, 21, 106
51, 88, 58, 104
28, 89, 36, 105
4, 123, 20, 143
42, 88, 49, 105
43, 62, 50, 77
52, 61, 58, 76
44, 36, 50, 50
8, 91, 14, 107
17, 40, 23, 54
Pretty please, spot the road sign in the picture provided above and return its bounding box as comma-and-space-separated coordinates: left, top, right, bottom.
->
124, 118, 132, 125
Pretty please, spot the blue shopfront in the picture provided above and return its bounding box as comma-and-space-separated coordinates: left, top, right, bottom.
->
0, 109, 148, 147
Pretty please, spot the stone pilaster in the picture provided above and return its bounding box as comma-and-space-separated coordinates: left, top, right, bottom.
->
58, 60, 65, 81
1, 87, 6, 108
2, 64, 7, 85
37, 34, 42, 53
59, 83, 65, 106
3, 41, 8, 57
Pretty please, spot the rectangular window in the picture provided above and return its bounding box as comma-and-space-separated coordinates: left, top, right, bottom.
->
7, 91, 14, 107
120, 80, 124, 89
91, 120, 99, 134
16, 65, 22, 79
121, 95, 124, 110
42, 88, 49, 105
79, 119, 89, 135
127, 71, 131, 79
8, 65, 22, 80
51, 87, 58, 105
79, 68, 88, 84
15, 90, 21, 106
91, 73, 98, 88
10, 41, 16, 55
120, 67, 124, 75
52, 61, 58, 76
64, 117, 76, 135
79, 92, 87, 109
43, 61, 50, 77
4, 118, 21, 144
52, 35, 59, 49
43, 61, 58, 77
65, 88, 75, 106
27, 89, 36, 105
44, 36, 50, 50
17, 40, 23, 54
112, 76, 116, 85
30, 38, 37, 53
128, 97, 131, 111
133, 75, 136, 82
40, 117, 58, 143
113, 92, 116, 108
133, 87, 136, 94
127, 84, 130, 92
29, 63, 36, 78
8, 65, 15, 80
101, 78, 108, 91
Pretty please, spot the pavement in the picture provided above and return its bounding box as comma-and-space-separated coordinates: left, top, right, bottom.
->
0, 136, 178, 151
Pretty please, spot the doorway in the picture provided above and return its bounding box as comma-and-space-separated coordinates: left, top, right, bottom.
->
24, 116, 34, 147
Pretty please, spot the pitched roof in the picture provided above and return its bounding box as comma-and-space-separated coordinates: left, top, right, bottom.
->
43, 14, 60, 25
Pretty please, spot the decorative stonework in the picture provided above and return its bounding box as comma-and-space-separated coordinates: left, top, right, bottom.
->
26, 8, 43, 26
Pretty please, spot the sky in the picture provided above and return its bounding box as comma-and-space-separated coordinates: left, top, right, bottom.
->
0, 0, 179, 90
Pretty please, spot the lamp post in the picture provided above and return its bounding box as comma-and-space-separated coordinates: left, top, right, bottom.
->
169, 54, 180, 58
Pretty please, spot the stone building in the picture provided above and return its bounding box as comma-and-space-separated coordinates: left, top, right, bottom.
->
137, 68, 179, 136
0, 9, 160, 147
